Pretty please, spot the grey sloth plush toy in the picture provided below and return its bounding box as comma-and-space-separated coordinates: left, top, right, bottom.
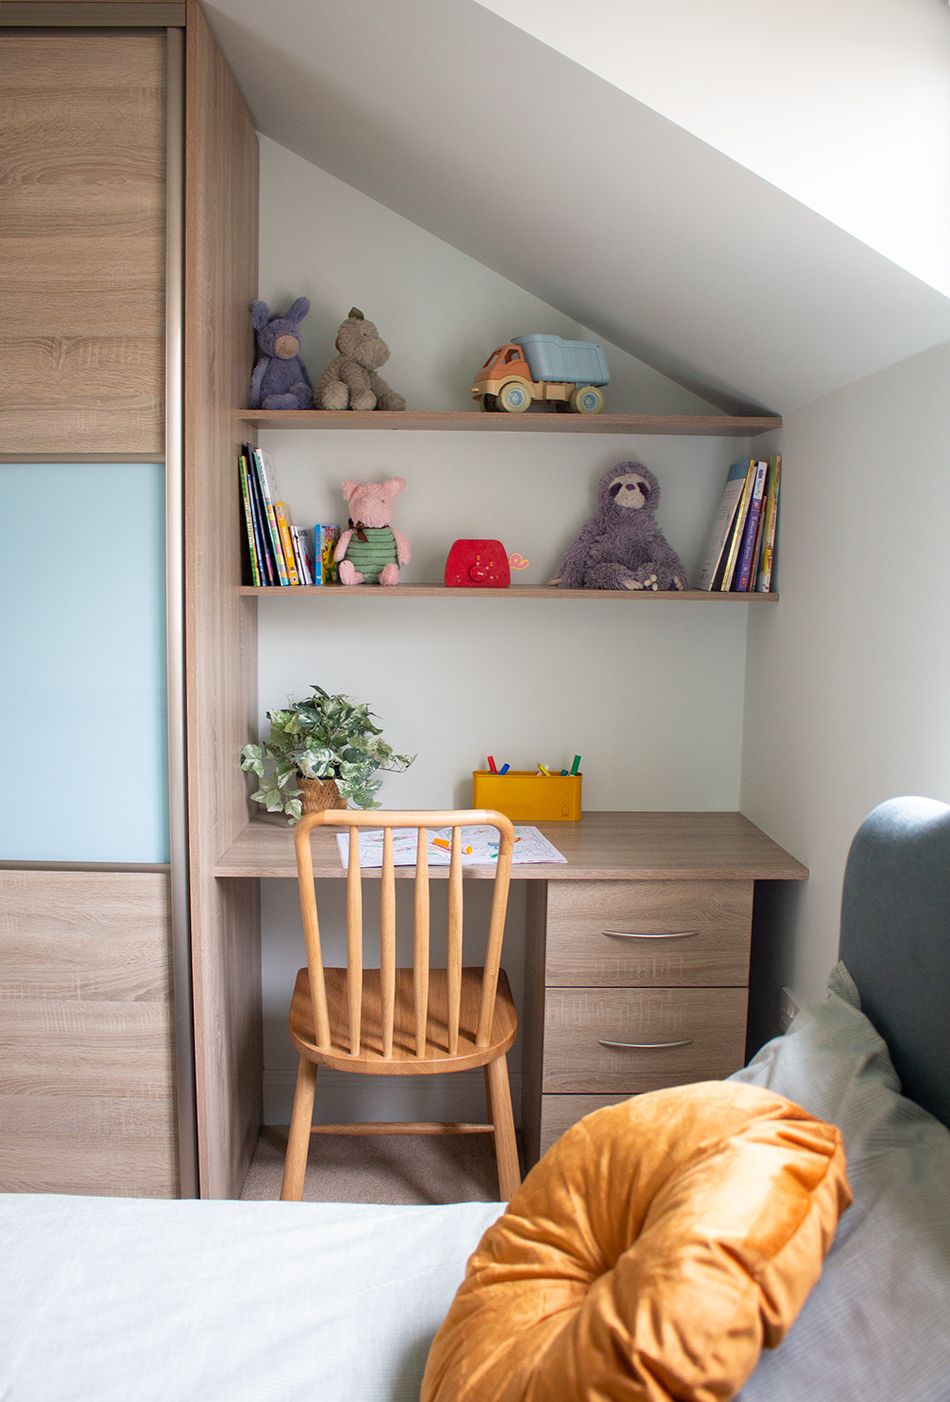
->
553, 461, 689, 591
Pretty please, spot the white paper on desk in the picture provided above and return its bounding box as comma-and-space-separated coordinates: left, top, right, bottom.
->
335, 825, 566, 868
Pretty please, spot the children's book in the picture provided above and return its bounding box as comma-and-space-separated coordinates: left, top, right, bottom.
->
313, 524, 341, 584
250, 445, 290, 585
695, 459, 753, 591
291, 525, 313, 585
239, 445, 273, 583
734, 459, 769, 592
336, 824, 567, 868
274, 501, 300, 585
238, 456, 260, 586
243, 448, 275, 584
243, 443, 276, 584
719, 459, 761, 591
755, 454, 782, 592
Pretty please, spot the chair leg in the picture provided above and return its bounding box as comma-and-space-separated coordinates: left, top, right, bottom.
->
485, 1054, 521, 1201
281, 1056, 317, 1201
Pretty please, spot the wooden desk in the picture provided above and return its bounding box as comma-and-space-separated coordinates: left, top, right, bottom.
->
215, 811, 806, 882
215, 812, 806, 1164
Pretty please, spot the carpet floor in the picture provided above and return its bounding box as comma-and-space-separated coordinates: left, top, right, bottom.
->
240, 1126, 515, 1205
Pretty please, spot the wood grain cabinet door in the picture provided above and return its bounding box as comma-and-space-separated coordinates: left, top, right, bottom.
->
0, 31, 165, 456
0, 871, 179, 1196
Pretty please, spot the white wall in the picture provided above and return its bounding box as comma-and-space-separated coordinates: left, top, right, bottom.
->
741, 339, 950, 1029
474, 0, 950, 298
257, 137, 758, 1122
259, 138, 721, 417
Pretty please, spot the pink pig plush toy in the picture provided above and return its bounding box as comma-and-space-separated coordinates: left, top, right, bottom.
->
334, 477, 411, 585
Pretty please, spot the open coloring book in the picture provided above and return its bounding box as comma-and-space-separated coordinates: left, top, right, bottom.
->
336, 824, 566, 868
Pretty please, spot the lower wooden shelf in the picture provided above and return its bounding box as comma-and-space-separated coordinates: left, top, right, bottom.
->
238, 584, 777, 601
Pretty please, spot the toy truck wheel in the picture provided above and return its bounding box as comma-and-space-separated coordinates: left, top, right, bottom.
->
497, 381, 532, 413
570, 385, 605, 414
480, 393, 498, 412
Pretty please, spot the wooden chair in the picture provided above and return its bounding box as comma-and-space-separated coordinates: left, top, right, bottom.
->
281, 809, 521, 1202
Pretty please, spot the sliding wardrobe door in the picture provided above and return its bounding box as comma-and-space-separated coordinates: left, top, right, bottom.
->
0, 30, 165, 457
0, 870, 178, 1194
0, 26, 188, 1197
0, 461, 168, 861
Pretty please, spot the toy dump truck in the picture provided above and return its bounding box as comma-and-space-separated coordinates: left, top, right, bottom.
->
472, 334, 609, 414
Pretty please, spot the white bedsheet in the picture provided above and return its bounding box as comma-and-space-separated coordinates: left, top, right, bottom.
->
0, 1193, 502, 1402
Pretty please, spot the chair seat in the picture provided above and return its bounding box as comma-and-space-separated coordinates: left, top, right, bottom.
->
289, 965, 517, 1075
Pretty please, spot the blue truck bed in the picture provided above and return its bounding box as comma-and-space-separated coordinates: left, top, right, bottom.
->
513, 334, 609, 386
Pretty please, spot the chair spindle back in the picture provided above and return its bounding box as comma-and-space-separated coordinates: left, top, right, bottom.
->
293, 809, 515, 1061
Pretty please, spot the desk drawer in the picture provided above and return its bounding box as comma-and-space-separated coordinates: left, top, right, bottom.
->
539, 1094, 630, 1156
545, 881, 752, 987
542, 986, 747, 1093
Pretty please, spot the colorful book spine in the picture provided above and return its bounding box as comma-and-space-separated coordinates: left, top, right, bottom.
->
251, 446, 290, 585
312, 524, 341, 584
242, 445, 275, 584
747, 499, 766, 590
274, 502, 300, 585
719, 459, 759, 591
735, 459, 769, 592
238, 456, 261, 586
755, 454, 782, 593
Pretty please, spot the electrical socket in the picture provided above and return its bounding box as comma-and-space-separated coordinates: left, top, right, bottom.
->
779, 986, 800, 1033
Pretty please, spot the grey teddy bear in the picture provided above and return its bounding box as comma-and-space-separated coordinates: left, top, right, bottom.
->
248, 297, 314, 410
314, 307, 406, 411
553, 461, 689, 591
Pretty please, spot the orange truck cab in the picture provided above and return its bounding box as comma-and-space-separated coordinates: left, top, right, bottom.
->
472, 335, 608, 414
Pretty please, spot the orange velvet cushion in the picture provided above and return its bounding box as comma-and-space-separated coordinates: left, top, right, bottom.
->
422, 1082, 851, 1402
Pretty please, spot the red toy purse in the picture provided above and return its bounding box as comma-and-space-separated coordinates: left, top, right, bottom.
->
444, 539, 510, 588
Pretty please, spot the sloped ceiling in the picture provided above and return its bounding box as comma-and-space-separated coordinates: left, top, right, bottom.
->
203, 0, 950, 416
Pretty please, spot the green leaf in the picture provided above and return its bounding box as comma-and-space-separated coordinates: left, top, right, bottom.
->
251, 784, 285, 813
240, 744, 264, 776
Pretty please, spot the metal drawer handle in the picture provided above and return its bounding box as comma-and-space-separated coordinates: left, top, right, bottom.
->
602, 929, 698, 941
598, 1038, 694, 1051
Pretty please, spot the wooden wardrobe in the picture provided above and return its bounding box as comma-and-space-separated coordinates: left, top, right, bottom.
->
0, 1, 260, 1199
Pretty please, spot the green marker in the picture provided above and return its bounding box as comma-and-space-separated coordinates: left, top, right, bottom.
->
570, 754, 581, 775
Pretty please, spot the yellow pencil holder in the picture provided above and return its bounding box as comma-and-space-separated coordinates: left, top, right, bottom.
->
472, 770, 582, 822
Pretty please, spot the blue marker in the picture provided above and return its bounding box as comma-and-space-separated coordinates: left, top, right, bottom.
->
499, 763, 510, 775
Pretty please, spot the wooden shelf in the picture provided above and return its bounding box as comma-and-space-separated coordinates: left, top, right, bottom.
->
214, 812, 809, 882
238, 409, 781, 437
239, 584, 777, 601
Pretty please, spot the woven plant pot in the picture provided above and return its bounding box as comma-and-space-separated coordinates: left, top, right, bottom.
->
297, 777, 344, 814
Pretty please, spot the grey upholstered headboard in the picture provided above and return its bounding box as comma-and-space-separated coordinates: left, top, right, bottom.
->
839, 795, 950, 1129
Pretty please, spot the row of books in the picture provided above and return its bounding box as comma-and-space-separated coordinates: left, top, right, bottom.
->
238, 443, 340, 585
696, 454, 781, 593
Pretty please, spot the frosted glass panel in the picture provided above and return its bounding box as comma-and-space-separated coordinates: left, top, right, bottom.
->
0, 464, 168, 862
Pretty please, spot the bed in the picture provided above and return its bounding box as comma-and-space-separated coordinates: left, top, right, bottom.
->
2, 795, 948, 1402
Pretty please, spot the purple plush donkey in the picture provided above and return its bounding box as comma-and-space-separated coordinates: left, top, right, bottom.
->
248, 297, 314, 410
553, 461, 689, 591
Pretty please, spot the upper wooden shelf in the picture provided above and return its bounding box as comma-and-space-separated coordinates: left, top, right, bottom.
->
238, 410, 781, 437
239, 584, 777, 601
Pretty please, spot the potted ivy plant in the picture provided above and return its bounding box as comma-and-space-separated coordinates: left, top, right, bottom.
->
240, 683, 414, 822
